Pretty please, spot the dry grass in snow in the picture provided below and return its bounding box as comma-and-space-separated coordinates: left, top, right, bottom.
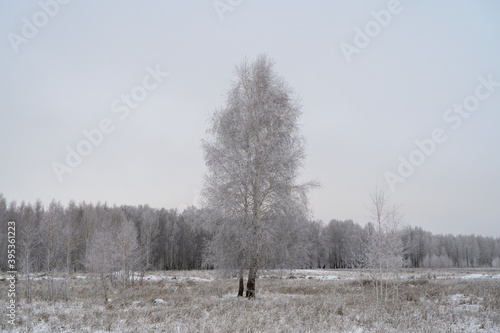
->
1, 268, 499, 332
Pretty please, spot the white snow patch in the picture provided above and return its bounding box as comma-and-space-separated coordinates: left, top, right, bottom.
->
296, 269, 326, 274
460, 274, 489, 279
305, 275, 340, 280
32, 276, 65, 281
143, 274, 163, 281
187, 276, 211, 282
153, 298, 166, 304
448, 294, 483, 311
140, 274, 212, 282
450, 294, 468, 303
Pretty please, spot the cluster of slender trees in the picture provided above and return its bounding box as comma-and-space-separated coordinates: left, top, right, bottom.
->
308, 219, 500, 270
1, 193, 499, 276
0, 195, 212, 275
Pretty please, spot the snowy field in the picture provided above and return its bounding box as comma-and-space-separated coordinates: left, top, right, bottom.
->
1, 268, 500, 332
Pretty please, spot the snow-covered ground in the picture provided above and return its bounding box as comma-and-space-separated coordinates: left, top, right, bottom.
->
1, 268, 499, 332
2, 268, 499, 283
277, 268, 500, 281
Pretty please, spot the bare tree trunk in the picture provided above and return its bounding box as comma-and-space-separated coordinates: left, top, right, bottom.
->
238, 268, 244, 297
65, 251, 71, 302
25, 251, 32, 303
27, 273, 31, 303
377, 221, 382, 307
48, 275, 54, 303
246, 256, 258, 298
101, 272, 108, 304
64, 274, 69, 302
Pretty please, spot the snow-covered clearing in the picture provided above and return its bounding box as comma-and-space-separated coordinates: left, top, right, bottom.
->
1, 268, 499, 332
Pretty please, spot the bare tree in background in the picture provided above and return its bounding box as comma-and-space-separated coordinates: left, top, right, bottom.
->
84, 224, 114, 303
139, 207, 159, 281
384, 206, 405, 307
18, 203, 40, 303
40, 200, 64, 302
202, 54, 317, 298
80, 203, 97, 271
366, 187, 405, 308
62, 201, 79, 301
116, 216, 140, 287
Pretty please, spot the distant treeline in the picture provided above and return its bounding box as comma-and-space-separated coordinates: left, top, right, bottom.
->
1, 194, 499, 273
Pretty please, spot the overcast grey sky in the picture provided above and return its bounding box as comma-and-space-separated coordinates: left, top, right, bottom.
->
1, 1, 499, 236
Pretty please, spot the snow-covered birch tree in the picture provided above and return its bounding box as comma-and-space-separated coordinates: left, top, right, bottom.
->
18, 203, 39, 303
62, 201, 79, 301
40, 200, 64, 302
116, 216, 140, 288
139, 207, 158, 273
366, 186, 406, 308
202, 54, 317, 298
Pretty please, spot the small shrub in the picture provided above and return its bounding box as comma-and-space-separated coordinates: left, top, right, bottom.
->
336, 305, 344, 316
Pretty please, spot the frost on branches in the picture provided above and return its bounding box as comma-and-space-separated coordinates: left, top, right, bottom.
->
202, 54, 318, 298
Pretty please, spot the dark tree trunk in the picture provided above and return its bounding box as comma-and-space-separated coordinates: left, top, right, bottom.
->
246, 257, 258, 298
238, 268, 244, 297
246, 271, 256, 298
